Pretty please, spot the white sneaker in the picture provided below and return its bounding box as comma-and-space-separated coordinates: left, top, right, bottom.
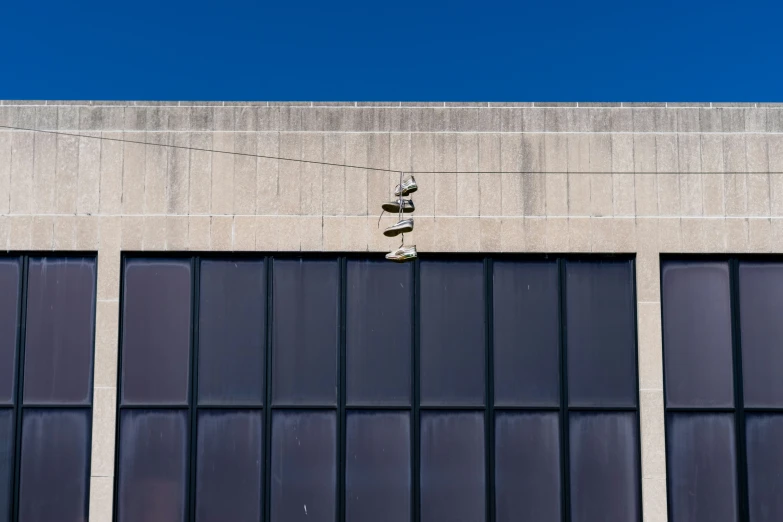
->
385, 245, 417, 262
381, 199, 415, 213
394, 175, 418, 197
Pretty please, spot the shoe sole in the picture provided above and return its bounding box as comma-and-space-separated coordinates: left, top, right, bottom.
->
381, 202, 415, 213
383, 224, 413, 237
394, 186, 418, 197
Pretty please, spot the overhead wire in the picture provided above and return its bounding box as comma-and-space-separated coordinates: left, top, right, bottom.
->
0, 124, 778, 175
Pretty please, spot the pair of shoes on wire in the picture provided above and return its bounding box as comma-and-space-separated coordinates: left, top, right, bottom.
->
383, 175, 418, 262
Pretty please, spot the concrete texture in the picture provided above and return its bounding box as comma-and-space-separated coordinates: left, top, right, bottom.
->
3, 101, 783, 521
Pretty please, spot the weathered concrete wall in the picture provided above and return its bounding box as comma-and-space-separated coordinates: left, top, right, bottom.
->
2, 101, 782, 521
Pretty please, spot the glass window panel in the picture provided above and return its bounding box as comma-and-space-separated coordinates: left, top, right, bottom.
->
121, 259, 192, 405
23, 257, 96, 404
0, 259, 20, 405
271, 411, 336, 522
272, 260, 339, 406
495, 412, 561, 522
569, 412, 639, 522
739, 263, 783, 407
667, 413, 738, 522
345, 412, 411, 522
0, 409, 13, 522
198, 259, 266, 405
195, 410, 263, 522
420, 412, 485, 522
662, 261, 734, 408
493, 261, 559, 407
117, 410, 188, 522
566, 260, 637, 407
346, 260, 412, 406
746, 414, 783, 522
18, 409, 90, 522
420, 261, 485, 406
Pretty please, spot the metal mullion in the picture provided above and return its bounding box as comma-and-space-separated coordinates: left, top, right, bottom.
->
264, 257, 273, 522
412, 257, 420, 522
484, 257, 495, 522
11, 256, 28, 522
730, 259, 749, 522
112, 256, 126, 522
338, 257, 347, 522
743, 407, 783, 414
631, 257, 643, 522
558, 258, 571, 522
187, 257, 201, 522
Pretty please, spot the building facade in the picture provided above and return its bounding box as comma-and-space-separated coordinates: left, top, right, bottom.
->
1, 101, 782, 522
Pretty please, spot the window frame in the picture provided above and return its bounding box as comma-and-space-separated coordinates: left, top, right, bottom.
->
0, 252, 97, 522
114, 252, 641, 522
660, 255, 783, 522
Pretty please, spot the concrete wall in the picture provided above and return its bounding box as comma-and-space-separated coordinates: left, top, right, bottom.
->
2, 100, 783, 521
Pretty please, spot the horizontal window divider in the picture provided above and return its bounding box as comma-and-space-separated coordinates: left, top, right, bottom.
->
344, 404, 413, 411
494, 405, 561, 412
738, 407, 783, 414
19, 403, 92, 409
665, 407, 737, 413
567, 405, 639, 412
418, 405, 487, 411
269, 404, 339, 411
195, 404, 265, 410
117, 404, 190, 410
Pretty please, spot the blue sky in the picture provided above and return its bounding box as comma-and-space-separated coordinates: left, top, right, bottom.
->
1, 0, 781, 101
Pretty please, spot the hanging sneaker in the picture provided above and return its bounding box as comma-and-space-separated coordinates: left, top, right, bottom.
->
394, 175, 418, 197
381, 199, 415, 213
383, 218, 414, 237
385, 245, 417, 262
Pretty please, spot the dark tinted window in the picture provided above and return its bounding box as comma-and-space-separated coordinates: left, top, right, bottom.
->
569, 412, 639, 522
662, 261, 734, 408
495, 412, 561, 522
272, 260, 339, 406
420, 412, 485, 522
0, 259, 20, 405
0, 409, 13, 522
346, 261, 412, 406
739, 263, 783, 407
24, 257, 96, 404
271, 411, 336, 522
746, 414, 783, 522
122, 259, 192, 405
420, 261, 485, 406
493, 261, 559, 407
198, 259, 266, 405
667, 414, 737, 522
18, 409, 90, 522
195, 410, 263, 522
566, 260, 636, 407
117, 410, 188, 522
345, 412, 411, 522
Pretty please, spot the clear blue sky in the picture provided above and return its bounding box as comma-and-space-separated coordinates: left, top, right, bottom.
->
1, 0, 781, 101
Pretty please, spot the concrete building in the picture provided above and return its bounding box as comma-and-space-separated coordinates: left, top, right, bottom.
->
1, 100, 782, 522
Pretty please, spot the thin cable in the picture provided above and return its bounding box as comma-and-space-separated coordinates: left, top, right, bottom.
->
0, 124, 780, 175
0, 124, 398, 174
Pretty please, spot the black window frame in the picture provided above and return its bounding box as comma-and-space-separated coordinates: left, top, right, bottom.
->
0, 252, 98, 522
661, 255, 783, 522
113, 252, 641, 522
